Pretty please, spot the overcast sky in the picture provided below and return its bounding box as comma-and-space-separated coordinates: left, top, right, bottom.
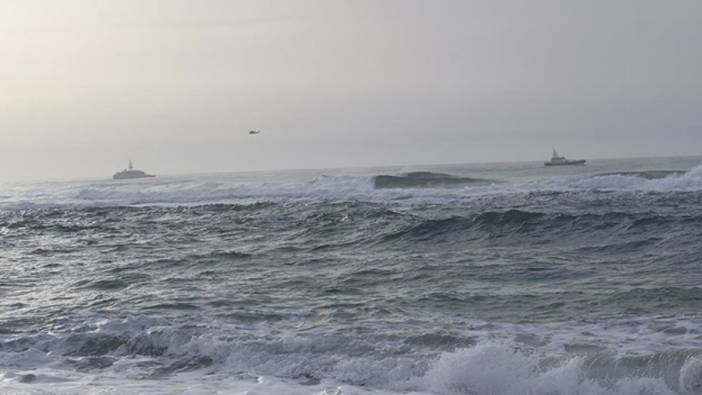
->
1, 0, 701, 181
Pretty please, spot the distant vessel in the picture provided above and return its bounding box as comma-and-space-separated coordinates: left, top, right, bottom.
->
113, 161, 155, 180
544, 149, 586, 166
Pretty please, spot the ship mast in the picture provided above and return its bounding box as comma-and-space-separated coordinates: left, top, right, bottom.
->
128, 160, 134, 171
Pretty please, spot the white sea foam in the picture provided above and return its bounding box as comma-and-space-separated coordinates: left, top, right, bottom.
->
0, 370, 435, 395
416, 343, 683, 395
3, 316, 702, 394
537, 165, 702, 193
1, 165, 702, 209
1, 343, 694, 395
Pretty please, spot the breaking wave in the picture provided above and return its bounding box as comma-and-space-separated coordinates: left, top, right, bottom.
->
593, 170, 687, 180
0, 165, 702, 209
418, 343, 701, 395
548, 166, 702, 192
3, 316, 702, 394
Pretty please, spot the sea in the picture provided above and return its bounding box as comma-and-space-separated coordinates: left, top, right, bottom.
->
2, 156, 702, 395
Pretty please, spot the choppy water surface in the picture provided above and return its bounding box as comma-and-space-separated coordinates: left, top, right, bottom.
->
2, 157, 702, 394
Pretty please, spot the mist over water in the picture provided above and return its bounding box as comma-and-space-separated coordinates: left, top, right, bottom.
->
2, 156, 702, 394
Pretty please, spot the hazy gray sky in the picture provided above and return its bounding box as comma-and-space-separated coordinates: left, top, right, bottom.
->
1, 0, 701, 181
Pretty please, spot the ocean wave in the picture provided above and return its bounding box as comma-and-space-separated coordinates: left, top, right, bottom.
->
417, 343, 695, 395
3, 202, 700, 255
375, 209, 702, 248
593, 170, 687, 180
1, 165, 702, 209
4, 316, 702, 394
557, 165, 702, 191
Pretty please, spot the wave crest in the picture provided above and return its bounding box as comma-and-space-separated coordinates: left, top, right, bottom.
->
1, 165, 702, 209
4, 316, 702, 394
420, 343, 686, 395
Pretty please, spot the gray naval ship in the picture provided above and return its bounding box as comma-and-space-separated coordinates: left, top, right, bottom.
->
113, 161, 155, 180
544, 149, 586, 166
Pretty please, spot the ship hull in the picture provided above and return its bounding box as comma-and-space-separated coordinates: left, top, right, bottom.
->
544, 160, 586, 166
113, 175, 155, 180
113, 171, 155, 180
